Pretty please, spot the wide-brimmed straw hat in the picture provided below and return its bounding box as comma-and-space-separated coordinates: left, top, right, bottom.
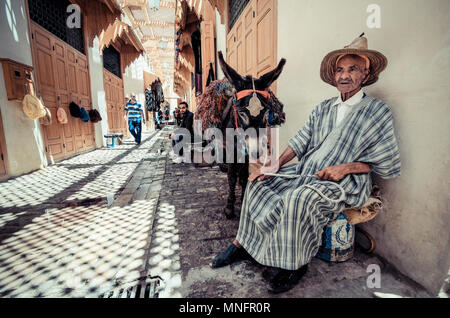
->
22, 94, 46, 120
320, 33, 388, 87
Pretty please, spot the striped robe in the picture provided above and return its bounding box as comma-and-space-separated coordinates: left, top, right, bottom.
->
236, 95, 401, 270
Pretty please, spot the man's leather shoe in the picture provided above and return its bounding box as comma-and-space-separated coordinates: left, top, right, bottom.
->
267, 265, 308, 294
210, 244, 249, 268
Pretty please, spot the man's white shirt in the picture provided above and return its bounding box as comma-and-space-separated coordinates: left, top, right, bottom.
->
333, 89, 365, 125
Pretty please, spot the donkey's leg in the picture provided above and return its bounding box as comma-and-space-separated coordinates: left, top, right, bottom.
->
224, 163, 238, 219
238, 162, 249, 202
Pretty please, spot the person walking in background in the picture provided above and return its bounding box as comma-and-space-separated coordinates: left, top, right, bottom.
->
125, 94, 145, 144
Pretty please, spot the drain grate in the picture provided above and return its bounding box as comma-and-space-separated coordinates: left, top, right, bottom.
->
99, 278, 163, 298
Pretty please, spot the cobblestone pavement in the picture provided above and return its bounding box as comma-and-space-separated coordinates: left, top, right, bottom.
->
0, 127, 433, 298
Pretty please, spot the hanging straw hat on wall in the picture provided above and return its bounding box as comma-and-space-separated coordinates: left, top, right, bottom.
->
22, 94, 46, 120
320, 33, 388, 87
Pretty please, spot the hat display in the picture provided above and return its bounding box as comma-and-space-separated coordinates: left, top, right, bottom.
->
69, 101, 81, 118
79, 107, 90, 123
88, 109, 102, 123
22, 94, 46, 120
320, 33, 388, 87
57, 107, 68, 124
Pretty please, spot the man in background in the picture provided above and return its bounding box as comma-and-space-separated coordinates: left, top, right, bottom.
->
169, 102, 194, 163
125, 94, 145, 144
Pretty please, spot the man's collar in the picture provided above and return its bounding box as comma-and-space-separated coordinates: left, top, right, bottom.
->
332, 89, 365, 106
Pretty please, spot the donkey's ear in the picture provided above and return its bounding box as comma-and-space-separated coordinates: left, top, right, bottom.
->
218, 51, 245, 89
256, 58, 287, 89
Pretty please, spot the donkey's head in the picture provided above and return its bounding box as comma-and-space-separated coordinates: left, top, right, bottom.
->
218, 51, 286, 130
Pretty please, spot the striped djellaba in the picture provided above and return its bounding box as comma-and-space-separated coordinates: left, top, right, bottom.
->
236, 95, 401, 270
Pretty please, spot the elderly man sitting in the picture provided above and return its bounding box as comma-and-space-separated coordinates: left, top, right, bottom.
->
210, 35, 401, 294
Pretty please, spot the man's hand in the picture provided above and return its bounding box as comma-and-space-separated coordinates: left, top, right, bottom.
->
249, 160, 280, 182
169, 132, 174, 140
316, 162, 371, 182
316, 165, 348, 182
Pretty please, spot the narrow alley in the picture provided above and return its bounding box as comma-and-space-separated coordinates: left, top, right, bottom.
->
0, 0, 448, 301
0, 128, 432, 298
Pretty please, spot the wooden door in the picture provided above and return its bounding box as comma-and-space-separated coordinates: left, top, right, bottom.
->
226, 0, 277, 89
66, 47, 85, 152
243, 1, 257, 77
227, 27, 238, 70
0, 110, 9, 181
201, 20, 216, 89
255, 0, 276, 79
31, 21, 96, 161
53, 37, 76, 157
76, 52, 95, 150
31, 23, 64, 160
103, 69, 126, 136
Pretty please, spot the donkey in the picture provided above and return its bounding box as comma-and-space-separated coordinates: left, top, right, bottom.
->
216, 51, 286, 219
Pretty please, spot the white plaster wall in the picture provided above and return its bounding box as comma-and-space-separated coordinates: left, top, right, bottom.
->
215, 8, 227, 80
0, 0, 47, 177
123, 54, 149, 126
276, 0, 450, 295
88, 36, 108, 148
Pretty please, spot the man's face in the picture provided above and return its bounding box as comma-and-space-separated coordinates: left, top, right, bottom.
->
334, 55, 369, 94
130, 96, 136, 104
179, 104, 187, 114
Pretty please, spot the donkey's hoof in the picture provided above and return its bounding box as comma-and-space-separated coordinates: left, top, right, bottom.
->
224, 207, 235, 219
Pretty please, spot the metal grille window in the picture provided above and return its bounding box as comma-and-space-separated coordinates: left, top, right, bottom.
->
103, 46, 122, 79
28, 0, 85, 54
229, 0, 250, 30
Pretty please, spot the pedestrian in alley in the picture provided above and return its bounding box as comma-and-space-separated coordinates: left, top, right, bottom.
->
210, 34, 401, 294
169, 101, 194, 163
125, 94, 145, 144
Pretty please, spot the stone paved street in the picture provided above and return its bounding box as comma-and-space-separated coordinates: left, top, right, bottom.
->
0, 127, 433, 298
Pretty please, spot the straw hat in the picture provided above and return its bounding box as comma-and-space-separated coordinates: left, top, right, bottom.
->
320, 33, 388, 87
22, 94, 46, 120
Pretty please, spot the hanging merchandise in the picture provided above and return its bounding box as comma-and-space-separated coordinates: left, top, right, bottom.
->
22, 94, 46, 120
57, 107, 68, 124
151, 78, 164, 110
40, 106, 52, 126
89, 109, 102, 123
79, 107, 90, 123
69, 101, 81, 118
145, 88, 156, 112
38, 95, 52, 125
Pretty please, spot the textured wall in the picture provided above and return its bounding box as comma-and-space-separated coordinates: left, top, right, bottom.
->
0, 0, 47, 177
276, 0, 450, 295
